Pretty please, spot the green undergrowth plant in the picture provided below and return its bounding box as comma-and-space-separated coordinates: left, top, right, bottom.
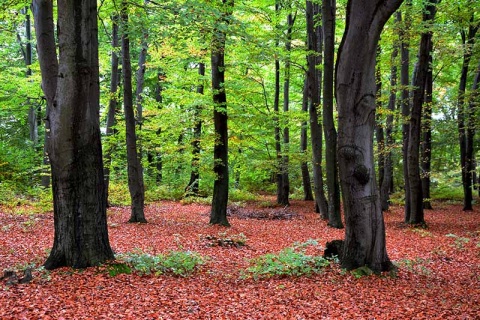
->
394, 257, 432, 276
114, 250, 206, 277
242, 240, 330, 280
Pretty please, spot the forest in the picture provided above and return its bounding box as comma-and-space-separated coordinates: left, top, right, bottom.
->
0, 0, 479, 318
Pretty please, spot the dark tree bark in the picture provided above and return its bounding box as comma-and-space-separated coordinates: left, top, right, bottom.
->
306, 0, 328, 217
398, 6, 411, 223
186, 63, 205, 196
210, 0, 233, 227
121, 1, 146, 223
104, 15, 121, 206
32, 0, 114, 269
273, 1, 288, 206
300, 78, 314, 201
421, 53, 433, 210
407, 0, 437, 225
375, 46, 385, 201
335, 0, 403, 272
279, 10, 296, 206
380, 29, 399, 212
457, 20, 478, 211
322, 0, 342, 228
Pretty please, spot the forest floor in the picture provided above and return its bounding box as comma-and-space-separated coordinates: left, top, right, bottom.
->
0, 198, 479, 319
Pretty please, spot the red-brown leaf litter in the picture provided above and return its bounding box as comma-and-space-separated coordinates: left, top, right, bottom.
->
1, 199, 479, 319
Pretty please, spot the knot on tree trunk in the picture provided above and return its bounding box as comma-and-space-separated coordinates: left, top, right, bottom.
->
353, 164, 370, 185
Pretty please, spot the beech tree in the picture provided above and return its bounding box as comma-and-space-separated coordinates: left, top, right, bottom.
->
306, 0, 328, 217
322, 0, 342, 227
406, 0, 438, 226
335, 0, 403, 272
210, 0, 234, 226
32, 0, 114, 269
121, 0, 147, 223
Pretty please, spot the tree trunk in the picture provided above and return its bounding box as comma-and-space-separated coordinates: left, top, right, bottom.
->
335, 0, 402, 272
104, 15, 121, 206
210, 0, 233, 227
380, 31, 398, 212
457, 22, 478, 211
186, 63, 205, 196
398, 6, 411, 223
465, 60, 479, 205
375, 46, 385, 207
273, 1, 286, 206
421, 53, 433, 210
279, 11, 295, 206
322, 0, 342, 228
407, 0, 437, 225
300, 78, 314, 201
306, 0, 328, 217
121, 1, 146, 223
33, 0, 114, 269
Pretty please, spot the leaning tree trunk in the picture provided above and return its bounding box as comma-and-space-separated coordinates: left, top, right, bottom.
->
306, 0, 328, 217
33, 0, 114, 269
335, 0, 402, 272
407, 0, 437, 225
121, 1, 146, 223
210, 0, 233, 227
322, 0, 342, 228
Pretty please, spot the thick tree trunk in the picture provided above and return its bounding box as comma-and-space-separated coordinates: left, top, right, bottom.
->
300, 78, 314, 201
104, 15, 120, 206
306, 0, 328, 217
375, 47, 385, 208
421, 54, 433, 210
33, 0, 114, 269
322, 0, 342, 228
458, 23, 478, 211
186, 63, 205, 196
121, 2, 146, 223
465, 60, 479, 205
335, 0, 402, 272
210, 0, 233, 227
407, 0, 437, 225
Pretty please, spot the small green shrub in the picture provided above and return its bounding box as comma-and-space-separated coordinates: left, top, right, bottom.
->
243, 240, 329, 280
106, 262, 132, 277
351, 266, 374, 278
116, 250, 206, 277
446, 233, 470, 250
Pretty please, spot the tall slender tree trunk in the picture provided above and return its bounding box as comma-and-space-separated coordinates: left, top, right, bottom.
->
279, 10, 296, 206
186, 63, 205, 196
457, 21, 478, 211
33, 0, 114, 269
407, 0, 437, 225
421, 53, 433, 210
301, 78, 314, 201
121, 1, 146, 223
104, 15, 121, 206
380, 31, 398, 212
399, 6, 411, 223
210, 0, 233, 226
335, 0, 402, 272
273, 1, 285, 206
306, 0, 328, 217
322, 0, 342, 228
